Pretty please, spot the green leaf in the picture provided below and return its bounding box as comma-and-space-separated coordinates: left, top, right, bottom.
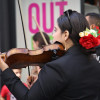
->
86, 28, 90, 31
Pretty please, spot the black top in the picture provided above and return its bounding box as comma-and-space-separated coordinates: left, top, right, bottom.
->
1, 46, 100, 100
0, 70, 2, 91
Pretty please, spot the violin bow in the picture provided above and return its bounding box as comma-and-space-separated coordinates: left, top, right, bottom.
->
17, 0, 31, 76
32, 16, 48, 45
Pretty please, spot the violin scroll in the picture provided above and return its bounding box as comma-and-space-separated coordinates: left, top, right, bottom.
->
0, 52, 6, 61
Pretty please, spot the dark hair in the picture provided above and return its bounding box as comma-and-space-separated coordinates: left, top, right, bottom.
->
32, 32, 50, 48
85, 13, 100, 28
57, 9, 93, 55
57, 10, 89, 45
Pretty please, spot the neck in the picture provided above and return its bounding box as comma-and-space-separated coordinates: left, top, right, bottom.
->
64, 39, 74, 51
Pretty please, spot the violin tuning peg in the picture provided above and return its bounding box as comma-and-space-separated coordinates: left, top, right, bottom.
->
53, 49, 57, 54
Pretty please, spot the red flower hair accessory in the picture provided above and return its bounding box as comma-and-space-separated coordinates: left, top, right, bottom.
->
79, 26, 100, 49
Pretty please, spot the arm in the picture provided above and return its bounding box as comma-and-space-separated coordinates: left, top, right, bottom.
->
0, 57, 68, 100
1, 68, 46, 100
0, 57, 43, 100
0, 95, 5, 100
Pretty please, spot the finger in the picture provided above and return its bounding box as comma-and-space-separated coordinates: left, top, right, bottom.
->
0, 56, 9, 71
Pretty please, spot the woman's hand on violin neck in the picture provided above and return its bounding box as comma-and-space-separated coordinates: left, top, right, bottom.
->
27, 75, 38, 89
0, 56, 9, 71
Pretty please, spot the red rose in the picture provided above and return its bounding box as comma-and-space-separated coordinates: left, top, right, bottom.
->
97, 35, 100, 39
98, 30, 100, 34
79, 34, 98, 49
97, 35, 100, 46
95, 26, 99, 30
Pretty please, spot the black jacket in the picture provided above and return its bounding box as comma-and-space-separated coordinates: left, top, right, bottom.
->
2, 45, 100, 100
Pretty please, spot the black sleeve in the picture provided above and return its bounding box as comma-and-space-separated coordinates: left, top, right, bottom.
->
1, 68, 47, 100
0, 69, 2, 91
38, 63, 68, 99
1, 62, 68, 100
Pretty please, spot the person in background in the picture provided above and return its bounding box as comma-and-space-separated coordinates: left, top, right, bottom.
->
32, 31, 50, 49
85, 13, 100, 29
27, 32, 50, 88
86, 13, 100, 62
0, 69, 27, 100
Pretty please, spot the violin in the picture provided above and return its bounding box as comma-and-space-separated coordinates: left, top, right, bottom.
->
0, 42, 65, 69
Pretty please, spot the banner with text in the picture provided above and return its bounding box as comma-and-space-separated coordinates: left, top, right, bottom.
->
16, 0, 81, 49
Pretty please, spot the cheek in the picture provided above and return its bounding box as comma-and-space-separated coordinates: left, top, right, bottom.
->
33, 44, 37, 49
53, 33, 56, 39
16, 73, 21, 78
53, 33, 58, 42
16, 73, 18, 77
33, 42, 38, 49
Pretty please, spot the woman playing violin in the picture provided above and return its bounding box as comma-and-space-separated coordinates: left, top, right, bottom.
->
1, 9, 100, 100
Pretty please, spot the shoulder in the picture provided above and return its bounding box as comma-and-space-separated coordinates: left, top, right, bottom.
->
46, 48, 85, 70
43, 46, 98, 77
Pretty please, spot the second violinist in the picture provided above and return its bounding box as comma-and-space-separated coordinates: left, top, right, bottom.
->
27, 32, 50, 88
1, 9, 100, 100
